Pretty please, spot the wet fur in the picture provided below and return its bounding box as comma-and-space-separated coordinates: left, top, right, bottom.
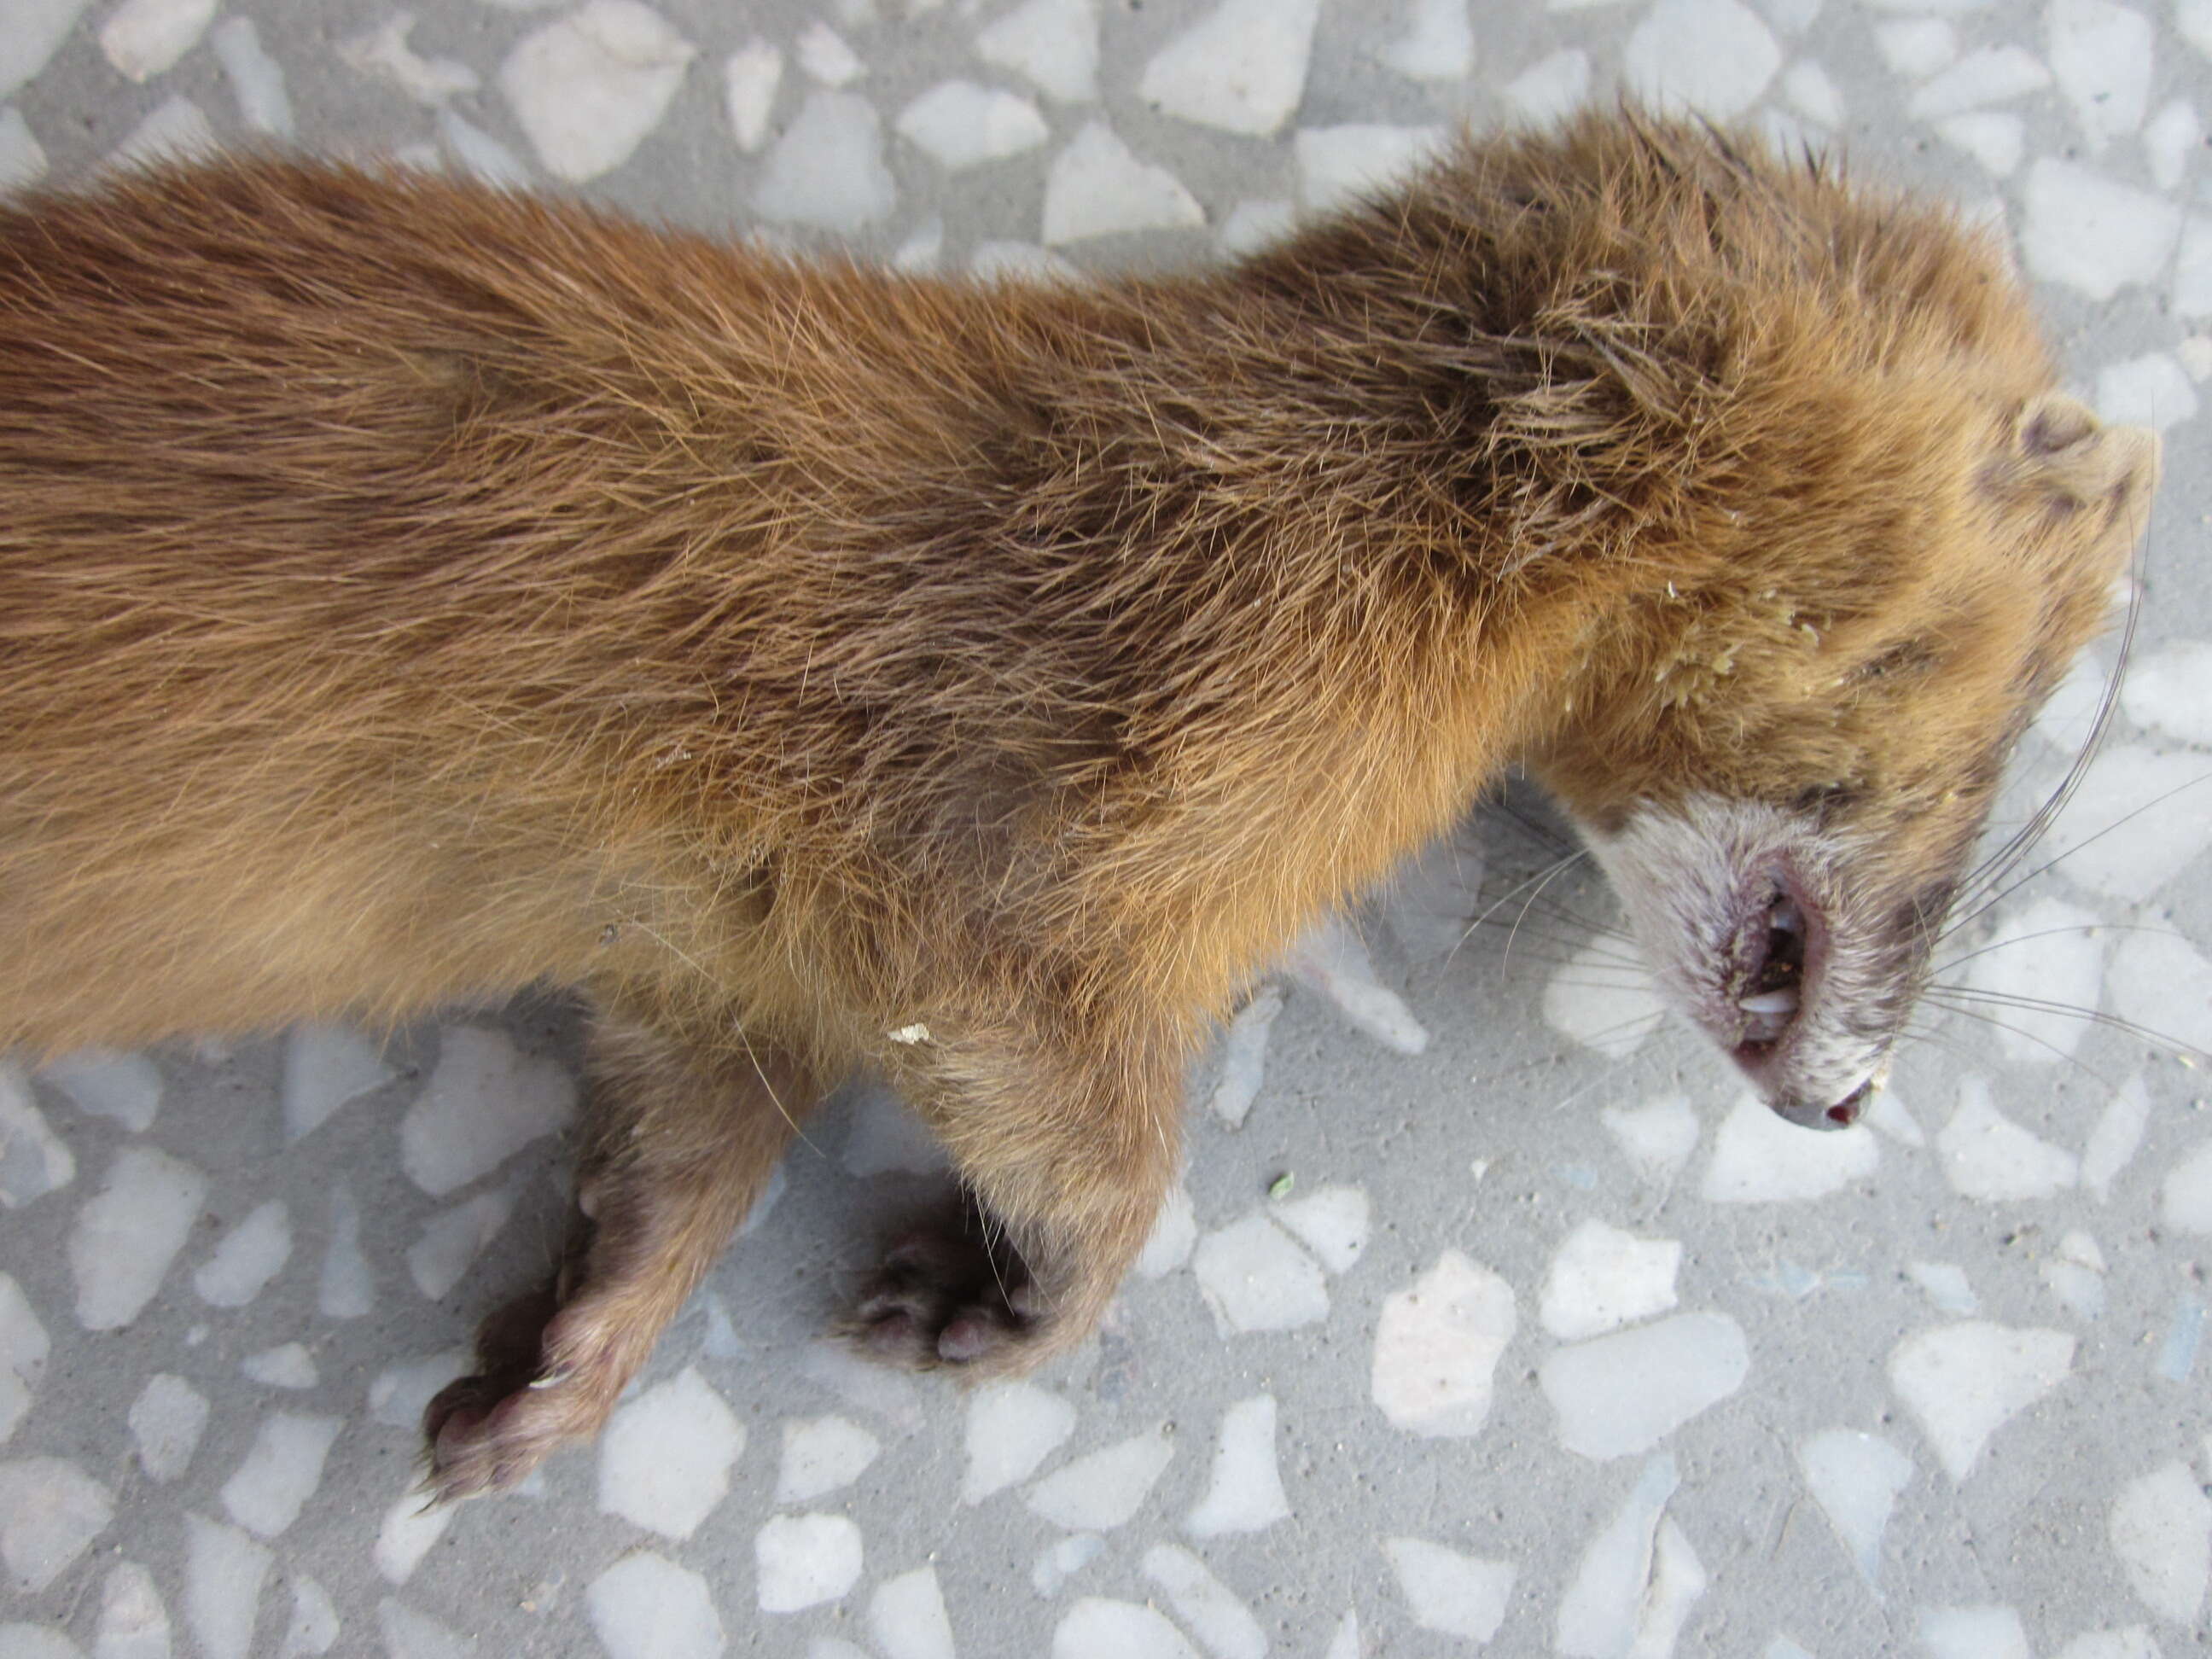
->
0, 109, 2153, 1495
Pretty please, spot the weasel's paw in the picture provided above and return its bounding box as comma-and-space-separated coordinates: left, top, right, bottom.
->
419, 1292, 625, 1503
844, 1224, 1041, 1369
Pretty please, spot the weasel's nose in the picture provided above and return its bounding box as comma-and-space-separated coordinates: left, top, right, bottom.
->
1770, 1078, 1870, 1132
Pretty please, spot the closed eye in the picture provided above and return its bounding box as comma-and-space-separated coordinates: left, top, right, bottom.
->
1854, 639, 1938, 682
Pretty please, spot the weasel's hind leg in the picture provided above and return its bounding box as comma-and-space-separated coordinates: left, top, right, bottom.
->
844, 1032, 1180, 1376
422, 1013, 821, 1501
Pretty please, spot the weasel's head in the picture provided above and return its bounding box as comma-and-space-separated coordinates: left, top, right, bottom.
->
1529, 391, 2160, 1131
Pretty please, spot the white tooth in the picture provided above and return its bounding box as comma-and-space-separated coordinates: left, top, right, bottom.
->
1740, 990, 1800, 1016
1771, 900, 1805, 934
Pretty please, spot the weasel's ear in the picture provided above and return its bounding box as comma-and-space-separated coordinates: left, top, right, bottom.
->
2005, 391, 2162, 518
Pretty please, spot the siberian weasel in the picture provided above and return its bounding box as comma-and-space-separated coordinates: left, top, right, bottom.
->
0, 109, 2157, 1499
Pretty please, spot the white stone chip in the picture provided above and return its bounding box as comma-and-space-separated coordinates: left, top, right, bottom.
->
1382, 1538, 1516, 1644
2179, 219, 2212, 317
2021, 162, 2182, 301
2145, 99, 2203, 190
795, 21, 864, 86
281, 1024, 394, 1144
0, 109, 47, 191
587, 1551, 725, 1659
776, 1416, 880, 1505
499, 0, 695, 183
95, 1560, 172, 1659
1910, 47, 2053, 119
406, 1186, 516, 1300
1602, 1095, 1701, 1185
1026, 1424, 1175, 1530
367, 1349, 470, 1429
70, 1146, 207, 1330
1888, 1322, 2074, 1481
1541, 938, 1666, 1059
2110, 932, 2212, 1062
754, 1512, 864, 1613
1700, 1095, 1877, 1203
1284, 914, 1429, 1054
1782, 61, 1843, 125
195, 1200, 292, 1307
0, 1275, 48, 1446
962, 1381, 1077, 1503
403, 1026, 577, 1196
242, 1343, 318, 1389
2082, 1074, 2151, 1202
1051, 1599, 1200, 1659
1295, 125, 1445, 213
439, 108, 531, 187
108, 94, 218, 171
799, 1338, 926, 1432
1141, 1545, 1265, 1659
40, 1050, 161, 1132
2121, 643, 2212, 748
1505, 49, 1592, 124
0, 1063, 75, 1209
101, 0, 216, 81
1322, 1611, 1359, 1659
2108, 1461, 2211, 1624
1540, 1219, 1680, 1341
1622, 0, 1779, 118
2164, 1138, 2212, 1234
375, 1599, 469, 1659
1185, 1395, 1290, 1537
869, 1567, 954, 1659
598, 1367, 745, 1540
970, 241, 1080, 280
1219, 199, 1296, 257
1271, 1185, 1369, 1274
976, 0, 1098, 102
1136, 1181, 1198, 1278
183, 1514, 271, 1659
722, 42, 783, 152
1799, 1429, 1915, 1585
340, 15, 481, 104
1031, 1533, 1105, 1597
220, 1413, 341, 1539
1371, 1251, 1516, 1437
1541, 1312, 1749, 1459
1208, 984, 1284, 1126
754, 90, 898, 232
0, 1457, 114, 1591
1937, 1079, 2080, 1200
1919, 1606, 2031, 1659
1876, 19, 1956, 78
0, 0, 85, 102
2048, 0, 2153, 149
318, 1184, 375, 1319
1936, 113, 2025, 175
1959, 897, 2107, 1062
2097, 355, 2201, 432
1378, 0, 1475, 82
374, 1490, 456, 1586
1043, 122, 1204, 245
212, 18, 292, 136
130, 1375, 209, 1481
1191, 1212, 1329, 1334
1556, 1453, 1679, 1656
897, 81, 1048, 169
0, 1628, 84, 1659
1138, 0, 1318, 137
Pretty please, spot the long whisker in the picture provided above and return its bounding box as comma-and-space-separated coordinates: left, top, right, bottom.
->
1933, 920, 2185, 975
1924, 983, 2209, 1062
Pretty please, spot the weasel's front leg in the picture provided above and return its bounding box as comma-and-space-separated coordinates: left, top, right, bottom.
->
422, 1011, 822, 1501
845, 1027, 1182, 1374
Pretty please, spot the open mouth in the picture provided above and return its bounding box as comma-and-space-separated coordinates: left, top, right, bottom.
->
1729, 875, 1809, 1066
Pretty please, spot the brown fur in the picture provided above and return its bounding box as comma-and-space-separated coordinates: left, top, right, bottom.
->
0, 109, 2154, 1497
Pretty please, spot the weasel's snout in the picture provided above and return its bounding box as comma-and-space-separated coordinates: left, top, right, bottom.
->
1767, 1076, 1871, 1132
